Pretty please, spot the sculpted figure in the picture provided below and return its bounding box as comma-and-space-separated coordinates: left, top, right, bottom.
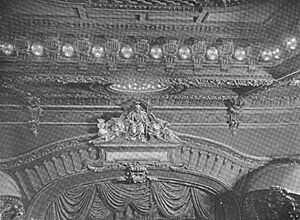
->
126, 103, 149, 142
149, 118, 181, 143
90, 102, 181, 144
90, 118, 126, 144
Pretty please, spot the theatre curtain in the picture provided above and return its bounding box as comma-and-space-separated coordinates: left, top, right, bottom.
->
45, 185, 96, 220
45, 182, 213, 220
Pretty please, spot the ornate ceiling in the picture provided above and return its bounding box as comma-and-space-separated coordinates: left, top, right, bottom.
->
0, 0, 299, 148
0, 1, 300, 219
0, 0, 299, 105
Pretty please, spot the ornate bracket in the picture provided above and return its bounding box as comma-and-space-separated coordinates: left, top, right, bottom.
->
26, 96, 42, 136
224, 98, 244, 135
117, 162, 158, 184
219, 41, 234, 72
163, 40, 178, 70
2, 82, 42, 136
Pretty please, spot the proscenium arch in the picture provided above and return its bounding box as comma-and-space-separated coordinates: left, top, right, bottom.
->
25, 167, 241, 220
0, 133, 266, 220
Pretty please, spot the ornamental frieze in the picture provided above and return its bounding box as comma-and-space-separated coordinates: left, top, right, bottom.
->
39, 0, 264, 9
1, 33, 293, 69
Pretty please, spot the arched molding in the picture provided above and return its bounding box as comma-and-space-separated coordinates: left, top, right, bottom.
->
238, 155, 300, 194
0, 170, 21, 197
0, 133, 269, 171
25, 168, 241, 220
0, 133, 271, 220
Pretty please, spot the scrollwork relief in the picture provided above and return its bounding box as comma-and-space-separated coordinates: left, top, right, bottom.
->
242, 186, 300, 220
0, 196, 25, 220
116, 162, 158, 184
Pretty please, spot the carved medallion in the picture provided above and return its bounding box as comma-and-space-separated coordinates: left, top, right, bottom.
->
117, 163, 158, 184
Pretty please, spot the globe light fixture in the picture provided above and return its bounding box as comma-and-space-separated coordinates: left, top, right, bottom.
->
62, 43, 74, 57
150, 46, 163, 59
261, 49, 273, 61
178, 46, 191, 60
92, 45, 104, 58
285, 37, 297, 51
121, 45, 134, 59
233, 47, 246, 61
206, 47, 219, 61
110, 82, 167, 93
291, 79, 300, 86
31, 42, 44, 56
272, 48, 281, 60
0, 43, 14, 55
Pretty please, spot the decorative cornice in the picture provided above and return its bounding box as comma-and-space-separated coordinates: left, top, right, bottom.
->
4, 74, 273, 88
0, 136, 90, 170
40, 0, 262, 10
0, 133, 269, 170
178, 134, 270, 166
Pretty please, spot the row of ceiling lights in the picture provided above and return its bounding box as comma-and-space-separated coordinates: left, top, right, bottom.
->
0, 37, 297, 62
110, 82, 167, 92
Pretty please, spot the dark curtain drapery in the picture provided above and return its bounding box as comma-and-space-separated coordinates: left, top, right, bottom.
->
46, 185, 96, 220
191, 187, 213, 219
44, 181, 214, 220
89, 193, 112, 219
151, 182, 193, 218
97, 182, 153, 215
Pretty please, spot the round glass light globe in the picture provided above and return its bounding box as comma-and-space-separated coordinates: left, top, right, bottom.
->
233, 48, 246, 61
121, 45, 134, 59
31, 42, 44, 56
206, 47, 219, 61
261, 49, 273, 61
272, 48, 281, 60
150, 46, 163, 59
62, 43, 74, 57
178, 46, 191, 60
286, 37, 297, 51
0, 43, 14, 55
92, 45, 104, 58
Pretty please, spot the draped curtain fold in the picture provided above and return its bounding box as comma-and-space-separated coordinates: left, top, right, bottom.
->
46, 185, 96, 220
151, 182, 193, 218
97, 182, 153, 215
44, 182, 214, 220
191, 187, 213, 220
89, 193, 112, 220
